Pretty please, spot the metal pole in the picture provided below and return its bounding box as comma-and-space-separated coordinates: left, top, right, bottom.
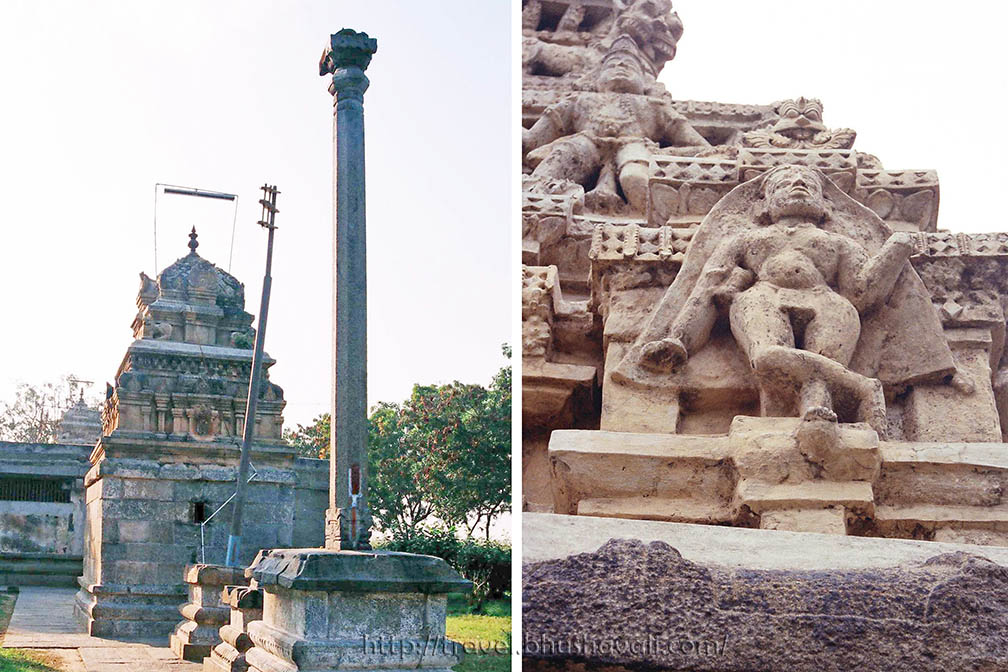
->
226, 184, 279, 567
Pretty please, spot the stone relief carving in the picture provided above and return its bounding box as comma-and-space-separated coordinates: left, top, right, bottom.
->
523, 34, 709, 214
613, 166, 958, 434
742, 98, 857, 150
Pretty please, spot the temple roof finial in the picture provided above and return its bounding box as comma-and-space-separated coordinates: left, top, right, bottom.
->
188, 227, 199, 254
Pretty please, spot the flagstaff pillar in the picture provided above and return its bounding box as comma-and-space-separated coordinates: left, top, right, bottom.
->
239, 29, 471, 672
324, 28, 376, 550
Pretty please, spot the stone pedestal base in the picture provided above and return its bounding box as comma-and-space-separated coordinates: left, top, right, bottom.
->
171, 564, 248, 662
243, 548, 472, 671
205, 585, 263, 672
74, 577, 185, 639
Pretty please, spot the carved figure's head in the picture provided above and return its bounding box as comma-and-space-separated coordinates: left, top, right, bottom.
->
614, 0, 683, 71
771, 98, 827, 141
761, 165, 828, 223
598, 34, 653, 94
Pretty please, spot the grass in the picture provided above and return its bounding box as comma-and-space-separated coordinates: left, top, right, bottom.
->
0, 594, 15, 637
447, 595, 511, 672
0, 650, 61, 672
0, 593, 61, 671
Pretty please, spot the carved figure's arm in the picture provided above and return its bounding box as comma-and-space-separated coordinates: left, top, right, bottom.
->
669, 236, 748, 354
839, 232, 915, 313
659, 105, 711, 148
522, 101, 571, 155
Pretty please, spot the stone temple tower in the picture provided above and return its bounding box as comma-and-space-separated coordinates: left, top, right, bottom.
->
74, 230, 327, 639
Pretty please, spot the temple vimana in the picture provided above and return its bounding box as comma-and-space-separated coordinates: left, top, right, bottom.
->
522, 0, 1008, 544
522, 1, 1008, 669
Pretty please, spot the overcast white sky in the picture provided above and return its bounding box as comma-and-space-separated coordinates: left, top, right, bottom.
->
0, 1, 511, 428
666, 1, 1008, 237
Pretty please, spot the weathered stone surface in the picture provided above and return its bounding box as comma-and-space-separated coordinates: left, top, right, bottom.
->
243, 547, 470, 671
249, 548, 472, 594
523, 538, 1008, 671
172, 563, 251, 661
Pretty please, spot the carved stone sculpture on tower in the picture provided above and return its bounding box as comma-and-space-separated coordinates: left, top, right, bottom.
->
614, 165, 958, 434
523, 34, 709, 214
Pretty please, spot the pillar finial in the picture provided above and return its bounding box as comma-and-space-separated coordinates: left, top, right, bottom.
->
320, 29, 377, 98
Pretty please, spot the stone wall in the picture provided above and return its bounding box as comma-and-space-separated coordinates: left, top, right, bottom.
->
0, 441, 89, 557
76, 435, 327, 638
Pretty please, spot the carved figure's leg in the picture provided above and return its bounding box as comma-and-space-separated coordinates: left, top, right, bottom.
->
730, 285, 797, 416
800, 379, 837, 422
729, 284, 794, 369
530, 134, 601, 187
522, 0, 542, 30
803, 292, 861, 367
615, 141, 651, 212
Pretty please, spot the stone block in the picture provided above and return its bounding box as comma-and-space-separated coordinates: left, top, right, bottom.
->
601, 342, 681, 434
577, 496, 735, 524
736, 480, 875, 516
204, 586, 264, 672
760, 506, 847, 535
523, 535, 1008, 672
244, 549, 469, 671
111, 560, 160, 584
123, 478, 175, 500
173, 564, 252, 662
904, 340, 1002, 443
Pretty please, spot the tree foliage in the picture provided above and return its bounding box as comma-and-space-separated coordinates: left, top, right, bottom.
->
284, 345, 512, 540
0, 375, 99, 443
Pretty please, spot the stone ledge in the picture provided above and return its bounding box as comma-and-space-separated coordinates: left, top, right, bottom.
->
523, 512, 1008, 568
249, 549, 472, 594
736, 480, 875, 515
550, 429, 731, 459
876, 503, 1008, 528
577, 496, 735, 524
880, 441, 1008, 470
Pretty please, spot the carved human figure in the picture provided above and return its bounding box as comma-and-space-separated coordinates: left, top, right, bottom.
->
522, 0, 682, 79
615, 165, 958, 432
523, 34, 709, 212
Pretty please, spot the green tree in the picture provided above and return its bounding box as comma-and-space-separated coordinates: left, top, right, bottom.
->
284, 413, 330, 459
367, 401, 438, 538
283, 345, 512, 540
401, 355, 511, 538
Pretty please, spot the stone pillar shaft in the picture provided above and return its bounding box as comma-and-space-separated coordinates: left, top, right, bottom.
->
324, 29, 377, 550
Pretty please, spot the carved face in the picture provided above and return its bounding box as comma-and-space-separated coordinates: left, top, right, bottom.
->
771, 98, 827, 141
598, 52, 646, 94
614, 0, 682, 68
763, 166, 828, 223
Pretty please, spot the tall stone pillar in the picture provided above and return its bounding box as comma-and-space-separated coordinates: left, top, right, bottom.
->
324, 28, 376, 550
239, 30, 471, 672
